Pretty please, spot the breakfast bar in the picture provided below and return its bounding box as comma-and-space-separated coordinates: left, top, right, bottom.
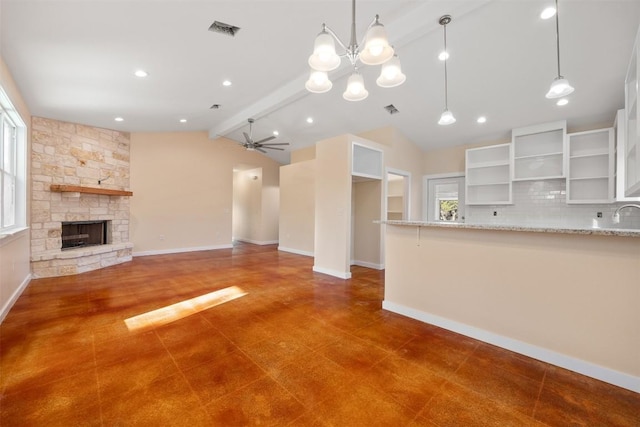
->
382, 221, 640, 392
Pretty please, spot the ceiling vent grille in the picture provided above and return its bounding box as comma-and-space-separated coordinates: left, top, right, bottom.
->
208, 21, 240, 37
210, 104, 221, 109
384, 104, 399, 115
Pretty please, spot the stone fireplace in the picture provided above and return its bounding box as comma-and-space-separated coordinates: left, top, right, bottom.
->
30, 117, 133, 278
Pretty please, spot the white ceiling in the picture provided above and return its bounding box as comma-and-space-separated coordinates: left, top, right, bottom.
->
2, 0, 639, 164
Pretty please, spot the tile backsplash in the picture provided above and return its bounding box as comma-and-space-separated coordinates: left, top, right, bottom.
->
466, 179, 640, 229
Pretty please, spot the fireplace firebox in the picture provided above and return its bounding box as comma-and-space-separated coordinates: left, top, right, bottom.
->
61, 221, 108, 250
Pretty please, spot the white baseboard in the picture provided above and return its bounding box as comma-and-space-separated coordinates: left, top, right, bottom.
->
278, 246, 314, 257
233, 238, 279, 245
133, 244, 233, 257
1, 274, 31, 324
351, 260, 384, 270
382, 300, 640, 393
312, 265, 352, 280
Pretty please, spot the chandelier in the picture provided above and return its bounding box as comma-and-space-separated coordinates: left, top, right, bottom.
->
305, 0, 406, 101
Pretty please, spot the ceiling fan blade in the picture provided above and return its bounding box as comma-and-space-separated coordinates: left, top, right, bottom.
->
262, 146, 285, 151
259, 142, 289, 146
243, 132, 252, 144
253, 136, 275, 145
256, 147, 267, 153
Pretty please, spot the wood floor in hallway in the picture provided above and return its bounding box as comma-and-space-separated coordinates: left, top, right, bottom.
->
1, 242, 638, 426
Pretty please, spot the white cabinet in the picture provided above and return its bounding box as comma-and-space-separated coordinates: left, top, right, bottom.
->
465, 143, 512, 205
567, 128, 614, 204
352, 142, 383, 180
624, 25, 640, 197
512, 121, 566, 181
386, 176, 405, 220
615, 109, 640, 201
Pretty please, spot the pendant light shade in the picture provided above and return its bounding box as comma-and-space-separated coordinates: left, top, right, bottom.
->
546, 0, 574, 99
359, 18, 394, 65
308, 29, 341, 71
343, 72, 369, 101
376, 55, 406, 88
545, 76, 574, 99
305, 70, 333, 93
438, 110, 456, 125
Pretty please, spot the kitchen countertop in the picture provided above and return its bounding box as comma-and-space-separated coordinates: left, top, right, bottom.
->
379, 220, 640, 238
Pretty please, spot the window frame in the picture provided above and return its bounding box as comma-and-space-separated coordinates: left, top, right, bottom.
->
0, 86, 27, 235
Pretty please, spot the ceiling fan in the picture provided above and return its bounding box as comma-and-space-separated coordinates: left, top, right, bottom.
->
240, 118, 289, 153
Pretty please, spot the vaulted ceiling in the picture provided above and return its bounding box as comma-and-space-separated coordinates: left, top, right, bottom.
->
2, 1, 639, 164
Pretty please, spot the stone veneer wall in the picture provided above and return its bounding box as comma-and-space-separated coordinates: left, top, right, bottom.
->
30, 117, 133, 278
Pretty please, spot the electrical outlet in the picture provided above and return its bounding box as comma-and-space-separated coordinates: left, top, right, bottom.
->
493, 211, 497, 216
159, 234, 165, 241
597, 212, 603, 218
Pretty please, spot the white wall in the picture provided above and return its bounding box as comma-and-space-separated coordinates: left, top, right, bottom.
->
0, 56, 31, 322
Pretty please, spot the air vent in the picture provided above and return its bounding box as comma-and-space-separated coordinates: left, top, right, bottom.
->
208, 21, 240, 37
210, 104, 221, 109
384, 104, 399, 115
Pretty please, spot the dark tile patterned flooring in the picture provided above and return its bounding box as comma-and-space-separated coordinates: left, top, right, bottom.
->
1, 243, 638, 426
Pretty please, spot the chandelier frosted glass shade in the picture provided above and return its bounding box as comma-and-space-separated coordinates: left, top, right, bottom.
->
376, 55, 406, 88
359, 22, 394, 65
545, 76, 574, 99
343, 72, 369, 101
305, 70, 333, 93
308, 30, 341, 71
438, 109, 456, 125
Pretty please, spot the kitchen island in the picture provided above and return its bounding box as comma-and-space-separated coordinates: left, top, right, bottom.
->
381, 221, 640, 392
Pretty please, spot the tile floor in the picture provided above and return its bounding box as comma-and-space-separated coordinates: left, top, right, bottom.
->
1, 243, 638, 426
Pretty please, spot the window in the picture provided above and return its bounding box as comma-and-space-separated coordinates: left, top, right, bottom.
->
424, 174, 465, 222
0, 87, 27, 233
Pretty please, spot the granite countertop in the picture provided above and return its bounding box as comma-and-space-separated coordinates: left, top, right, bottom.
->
379, 220, 640, 238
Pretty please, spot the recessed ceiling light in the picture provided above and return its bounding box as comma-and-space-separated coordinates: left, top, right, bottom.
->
134, 70, 148, 78
306, 117, 314, 124
115, 117, 124, 122
438, 51, 449, 61
179, 119, 187, 123
222, 80, 232, 87
540, 6, 556, 20
556, 98, 569, 106
477, 116, 487, 124
273, 130, 279, 136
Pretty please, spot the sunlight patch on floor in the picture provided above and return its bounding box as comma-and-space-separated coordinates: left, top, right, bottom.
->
124, 286, 247, 332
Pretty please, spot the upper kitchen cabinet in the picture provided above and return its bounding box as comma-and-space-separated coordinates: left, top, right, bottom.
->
512, 121, 566, 181
567, 128, 614, 204
624, 25, 640, 197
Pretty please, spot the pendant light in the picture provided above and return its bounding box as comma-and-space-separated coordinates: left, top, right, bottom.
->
305, 0, 405, 100
438, 15, 456, 126
545, 0, 574, 99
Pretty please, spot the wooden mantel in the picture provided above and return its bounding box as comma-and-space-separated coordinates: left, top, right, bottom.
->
50, 184, 133, 197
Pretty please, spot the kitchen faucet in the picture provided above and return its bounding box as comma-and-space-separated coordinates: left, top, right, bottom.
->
612, 204, 640, 223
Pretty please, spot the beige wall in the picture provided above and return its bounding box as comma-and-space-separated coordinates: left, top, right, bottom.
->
290, 145, 316, 163
422, 138, 510, 175
279, 160, 315, 255
0, 57, 32, 321
352, 180, 382, 267
130, 132, 280, 254
384, 224, 640, 391
313, 134, 353, 278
